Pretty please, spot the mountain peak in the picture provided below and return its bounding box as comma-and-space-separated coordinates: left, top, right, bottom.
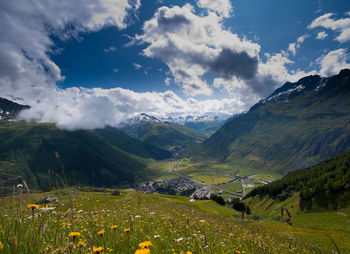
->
0, 97, 30, 120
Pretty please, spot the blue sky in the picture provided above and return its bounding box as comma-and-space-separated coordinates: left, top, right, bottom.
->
1, 0, 350, 129
51, 0, 350, 97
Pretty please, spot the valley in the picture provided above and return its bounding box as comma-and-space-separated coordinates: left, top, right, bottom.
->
1, 70, 350, 253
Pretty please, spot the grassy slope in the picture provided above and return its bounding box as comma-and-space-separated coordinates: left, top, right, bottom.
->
0, 189, 349, 253
0, 121, 164, 191
121, 121, 205, 149
93, 127, 171, 160
200, 70, 350, 174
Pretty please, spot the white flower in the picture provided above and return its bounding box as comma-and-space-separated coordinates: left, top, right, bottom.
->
149, 212, 155, 215
189, 199, 195, 202
153, 235, 160, 238
17, 184, 23, 188
39, 207, 56, 211
176, 237, 184, 242
199, 220, 205, 223
135, 215, 141, 218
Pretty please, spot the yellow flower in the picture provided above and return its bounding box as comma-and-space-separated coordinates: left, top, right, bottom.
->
93, 246, 104, 253
78, 240, 86, 247
0, 241, 3, 251
186, 252, 192, 254
138, 241, 152, 249
110, 225, 118, 230
98, 230, 105, 236
27, 204, 39, 210
68, 232, 81, 238
124, 228, 130, 232
55, 199, 59, 203
135, 249, 150, 254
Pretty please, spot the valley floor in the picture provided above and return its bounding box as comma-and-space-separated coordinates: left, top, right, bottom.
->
0, 189, 349, 253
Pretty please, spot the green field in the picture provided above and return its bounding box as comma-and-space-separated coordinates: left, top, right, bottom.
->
0, 189, 349, 253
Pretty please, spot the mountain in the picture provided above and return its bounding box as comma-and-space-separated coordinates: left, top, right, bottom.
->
200, 69, 350, 174
119, 113, 205, 151
0, 119, 170, 193
0, 97, 30, 120
161, 113, 230, 137
93, 126, 171, 160
246, 150, 350, 211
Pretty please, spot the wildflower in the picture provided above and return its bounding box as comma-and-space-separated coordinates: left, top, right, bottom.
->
110, 225, 118, 230
68, 232, 81, 239
138, 241, 152, 249
55, 199, 59, 203
93, 246, 104, 253
135, 215, 141, 218
98, 230, 105, 236
186, 252, 192, 254
27, 204, 39, 210
176, 237, 183, 242
0, 241, 3, 251
135, 249, 150, 254
78, 241, 86, 247
153, 235, 160, 238
124, 228, 130, 232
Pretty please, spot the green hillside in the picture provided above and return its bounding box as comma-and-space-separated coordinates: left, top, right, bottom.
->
200, 69, 350, 174
93, 127, 171, 160
0, 120, 164, 192
246, 150, 350, 211
121, 121, 205, 150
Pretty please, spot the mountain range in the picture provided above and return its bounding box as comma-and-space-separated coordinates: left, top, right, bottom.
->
199, 69, 350, 174
1, 69, 350, 193
118, 113, 206, 151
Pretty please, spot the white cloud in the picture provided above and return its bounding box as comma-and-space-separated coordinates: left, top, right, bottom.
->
164, 77, 171, 86
104, 46, 117, 52
288, 43, 297, 56
136, 4, 260, 96
288, 34, 309, 56
133, 63, 142, 70
0, 0, 140, 105
308, 13, 350, 43
16, 87, 247, 130
214, 53, 317, 99
317, 48, 350, 76
197, 0, 233, 18
316, 31, 328, 40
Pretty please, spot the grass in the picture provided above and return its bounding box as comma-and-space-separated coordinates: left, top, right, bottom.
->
0, 189, 349, 253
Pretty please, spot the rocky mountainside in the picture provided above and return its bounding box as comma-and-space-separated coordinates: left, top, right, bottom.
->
200, 69, 350, 174
0, 97, 30, 120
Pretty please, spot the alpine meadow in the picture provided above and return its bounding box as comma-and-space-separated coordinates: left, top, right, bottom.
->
1, 0, 350, 253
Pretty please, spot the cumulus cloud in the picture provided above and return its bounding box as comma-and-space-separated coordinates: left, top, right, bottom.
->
135, 4, 260, 96
288, 34, 309, 56
0, 0, 140, 102
197, 0, 233, 18
317, 48, 350, 76
316, 31, 328, 40
214, 53, 317, 98
308, 13, 350, 43
104, 46, 118, 52
17, 87, 248, 130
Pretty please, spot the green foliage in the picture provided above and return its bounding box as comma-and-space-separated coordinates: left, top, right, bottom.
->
210, 193, 225, 206
0, 189, 348, 253
0, 121, 164, 192
246, 150, 350, 211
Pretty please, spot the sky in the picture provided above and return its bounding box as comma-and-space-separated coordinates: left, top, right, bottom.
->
0, 0, 350, 129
